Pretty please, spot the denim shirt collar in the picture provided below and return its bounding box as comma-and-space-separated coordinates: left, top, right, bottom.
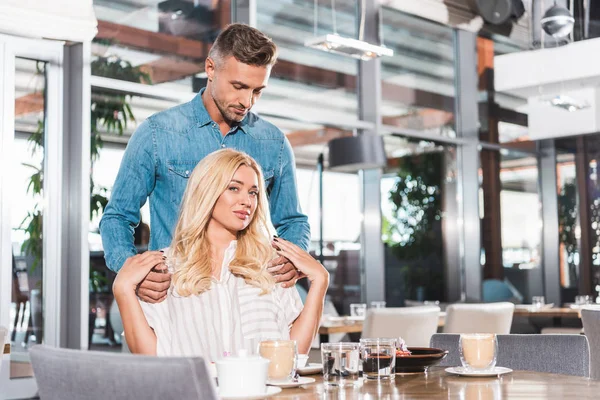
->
192, 88, 250, 135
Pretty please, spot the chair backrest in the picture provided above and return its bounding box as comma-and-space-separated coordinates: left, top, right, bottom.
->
581, 308, 600, 379
430, 333, 590, 377
30, 345, 217, 400
444, 302, 514, 334
362, 306, 440, 347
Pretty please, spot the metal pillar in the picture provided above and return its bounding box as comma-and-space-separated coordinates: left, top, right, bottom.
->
358, 0, 385, 303
453, 29, 482, 302
61, 42, 91, 349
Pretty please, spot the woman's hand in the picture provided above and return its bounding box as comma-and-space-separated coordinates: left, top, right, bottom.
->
271, 238, 329, 286
113, 251, 167, 297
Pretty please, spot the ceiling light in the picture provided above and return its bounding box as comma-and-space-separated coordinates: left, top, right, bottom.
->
305, 0, 393, 60
328, 135, 387, 172
541, 4, 574, 39
304, 34, 393, 61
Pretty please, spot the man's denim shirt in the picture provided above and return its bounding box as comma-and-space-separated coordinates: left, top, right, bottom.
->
99, 89, 311, 272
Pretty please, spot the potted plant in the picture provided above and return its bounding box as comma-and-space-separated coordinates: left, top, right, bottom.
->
19, 54, 150, 345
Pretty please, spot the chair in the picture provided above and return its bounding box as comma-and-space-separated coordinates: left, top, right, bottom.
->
430, 333, 590, 377
30, 345, 218, 400
362, 306, 441, 347
444, 302, 514, 334
581, 308, 600, 379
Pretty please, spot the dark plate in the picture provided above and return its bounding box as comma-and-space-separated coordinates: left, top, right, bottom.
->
395, 347, 449, 374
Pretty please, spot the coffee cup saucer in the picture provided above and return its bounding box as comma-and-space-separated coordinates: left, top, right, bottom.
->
216, 386, 282, 399
445, 366, 512, 377
267, 376, 316, 388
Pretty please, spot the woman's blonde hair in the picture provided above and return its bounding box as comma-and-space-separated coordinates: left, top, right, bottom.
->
170, 149, 275, 296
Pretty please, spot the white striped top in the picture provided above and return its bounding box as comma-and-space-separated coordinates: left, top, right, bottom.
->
139, 241, 304, 361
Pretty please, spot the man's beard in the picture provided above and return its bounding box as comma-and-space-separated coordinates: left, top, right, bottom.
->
210, 88, 244, 125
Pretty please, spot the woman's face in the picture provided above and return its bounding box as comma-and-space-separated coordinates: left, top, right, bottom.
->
211, 165, 260, 235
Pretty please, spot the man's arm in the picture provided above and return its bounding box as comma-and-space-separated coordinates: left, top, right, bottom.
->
269, 136, 311, 251
99, 119, 157, 272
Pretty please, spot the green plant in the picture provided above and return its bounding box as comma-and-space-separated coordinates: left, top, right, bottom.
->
558, 181, 578, 287
383, 151, 445, 300
20, 55, 150, 275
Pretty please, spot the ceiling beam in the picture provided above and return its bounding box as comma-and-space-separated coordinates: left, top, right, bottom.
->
15, 92, 44, 116
382, 108, 453, 130
96, 20, 209, 61
140, 58, 204, 84
286, 127, 352, 147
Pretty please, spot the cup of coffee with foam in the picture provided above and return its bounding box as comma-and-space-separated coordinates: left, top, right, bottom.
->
258, 339, 297, 382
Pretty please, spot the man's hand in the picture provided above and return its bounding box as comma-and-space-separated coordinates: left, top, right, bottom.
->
268, 255, 305, 288
137, 263, 171, 304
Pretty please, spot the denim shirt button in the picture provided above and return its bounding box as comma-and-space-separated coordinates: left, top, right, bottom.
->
221, 144, 226, 148
185, 170, 190, 176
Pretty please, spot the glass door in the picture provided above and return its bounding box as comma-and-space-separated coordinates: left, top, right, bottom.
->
0, 35, 65, 400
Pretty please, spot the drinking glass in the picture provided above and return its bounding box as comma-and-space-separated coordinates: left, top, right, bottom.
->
258, 339, 297, 381
532, 296, 545, 310
359, 338, 396, 380
350, 303, 367, 317
459, 334, 497, 371
370, 301, 386, 309
321, 342, 361, 386
575, 295, 592, 306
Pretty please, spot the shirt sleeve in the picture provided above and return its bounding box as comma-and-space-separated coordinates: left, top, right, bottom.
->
268, 135, 311, 251
138, 299, 172, 356
275, 285, 304, 328
99, 119, 157, 272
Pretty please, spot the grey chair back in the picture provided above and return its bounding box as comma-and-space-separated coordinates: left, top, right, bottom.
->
30, 345, 217, 400
430, 333, 590, 377
582, 308, 600, 380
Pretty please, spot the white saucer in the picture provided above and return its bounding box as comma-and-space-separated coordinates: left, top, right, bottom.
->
445, 367, 513, 377
267, 376, 316, 388
297, 363, 323, 376
216, 386, 282, 399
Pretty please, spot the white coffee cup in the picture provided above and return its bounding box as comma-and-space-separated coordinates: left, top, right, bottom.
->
215, 350, 270, 397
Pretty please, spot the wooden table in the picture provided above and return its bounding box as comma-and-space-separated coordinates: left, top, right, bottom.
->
319, 314, 446, 343
3, 343, 9, 355
275, 368, 600, 399
513, 307, 582, 318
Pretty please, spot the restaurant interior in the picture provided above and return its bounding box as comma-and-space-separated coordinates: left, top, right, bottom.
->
3, 0, 600, 398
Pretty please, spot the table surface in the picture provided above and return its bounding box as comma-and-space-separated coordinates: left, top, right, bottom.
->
319, 307, 583, 334
3, 343, 9, 355
273, 368, 600, 399
512, 307, 581, 318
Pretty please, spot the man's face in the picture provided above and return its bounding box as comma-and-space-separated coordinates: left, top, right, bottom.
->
206, 55, 271, 124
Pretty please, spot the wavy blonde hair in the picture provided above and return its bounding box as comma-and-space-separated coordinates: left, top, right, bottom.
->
170, 149, 276, 296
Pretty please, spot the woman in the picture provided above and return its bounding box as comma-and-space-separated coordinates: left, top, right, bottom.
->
113, 149, 328, 360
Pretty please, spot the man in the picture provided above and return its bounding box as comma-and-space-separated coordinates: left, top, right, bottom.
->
100, 23, 310, 303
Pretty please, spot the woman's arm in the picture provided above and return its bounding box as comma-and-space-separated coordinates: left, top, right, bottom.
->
114, 287, 157, 355
112, 251, 166, 355
272, 238, 329, 354
289, 277, 328, 354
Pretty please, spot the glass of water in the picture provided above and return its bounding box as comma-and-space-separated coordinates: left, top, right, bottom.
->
360, 338, 396, 380
321, 343, 361, 386
531, 296, 545, 310
575, 295, 592, 306
370, 301, 386, 309
350, 303, 367, 317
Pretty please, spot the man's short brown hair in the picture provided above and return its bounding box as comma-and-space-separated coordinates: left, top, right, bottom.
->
208, 23, 278, 68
